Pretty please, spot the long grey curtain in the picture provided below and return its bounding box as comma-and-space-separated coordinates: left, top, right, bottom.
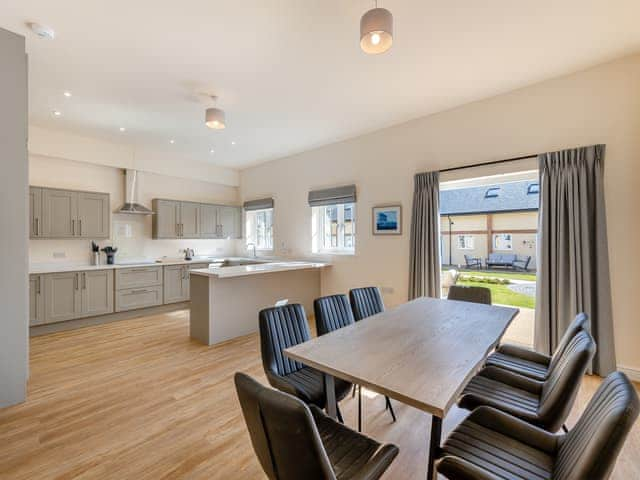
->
409, 171, 441, 299
535, 144, 616, 375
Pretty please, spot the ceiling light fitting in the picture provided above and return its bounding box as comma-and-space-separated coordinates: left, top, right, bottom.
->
204, 95, 226, 129
360, 1, 393, 54
28, 22, 56, 40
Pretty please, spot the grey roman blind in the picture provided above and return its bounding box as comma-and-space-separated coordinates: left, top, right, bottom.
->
243, 198, 274, 211
308, 185, 356, 207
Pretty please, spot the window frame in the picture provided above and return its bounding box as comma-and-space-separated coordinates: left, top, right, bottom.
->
493, 233, 513, 251
245, 208, 274, 252
312, 202, 356, 255
457, 234, 475, 250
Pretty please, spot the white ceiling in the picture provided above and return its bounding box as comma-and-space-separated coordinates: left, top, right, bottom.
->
2, 1, 640, 170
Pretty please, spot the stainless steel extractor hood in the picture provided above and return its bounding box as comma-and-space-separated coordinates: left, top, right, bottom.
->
115, 169, 153, 215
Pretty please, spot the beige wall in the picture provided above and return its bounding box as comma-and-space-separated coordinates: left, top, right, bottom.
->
29, 155, 241, 264
240, 54, 640, 374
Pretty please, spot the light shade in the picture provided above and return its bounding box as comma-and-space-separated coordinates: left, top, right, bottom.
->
205, 107, 226, 129
360, 7, 393, 54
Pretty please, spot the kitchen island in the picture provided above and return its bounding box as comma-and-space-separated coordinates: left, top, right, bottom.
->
189, 261, 329, 345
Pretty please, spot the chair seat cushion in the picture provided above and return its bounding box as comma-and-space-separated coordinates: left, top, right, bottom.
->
284, 367, 352, 407
440, 417, 554, 480
485, 351, 549, 381
459, 375, 540, 419
310, 406, 397, 479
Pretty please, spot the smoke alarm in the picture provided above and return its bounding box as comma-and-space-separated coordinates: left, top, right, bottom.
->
28, 23, 56, 40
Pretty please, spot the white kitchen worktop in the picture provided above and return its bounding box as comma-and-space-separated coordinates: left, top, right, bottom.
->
190, 261, 329, 279
28, 257, 252, 275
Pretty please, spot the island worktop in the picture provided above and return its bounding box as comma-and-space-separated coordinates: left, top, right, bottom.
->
190, 260, 328, 279
189, 260, 329, 345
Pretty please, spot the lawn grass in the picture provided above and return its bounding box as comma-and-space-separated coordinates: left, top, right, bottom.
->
457, 279, 536, 309
454, 269, 537, 282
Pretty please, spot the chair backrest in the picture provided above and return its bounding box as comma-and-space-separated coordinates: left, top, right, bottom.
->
553, 372, 639, 480
447, 285, 492, 305
349, 287, 385, 321
259, 304, 311, 378
548, 313, 589, 372
538, 330, 596, 431
234, 373, 336, 480
314, 294, 355, 336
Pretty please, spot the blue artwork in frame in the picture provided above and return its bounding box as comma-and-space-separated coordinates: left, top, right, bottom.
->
372, 205, 402, 235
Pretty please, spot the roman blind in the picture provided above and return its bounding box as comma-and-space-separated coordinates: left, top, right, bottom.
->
308, 185, 356, 207
243, 198, 274, 211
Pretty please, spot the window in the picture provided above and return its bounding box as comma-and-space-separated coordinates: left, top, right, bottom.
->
493, 233, 513, 250
485, 187, 501, 198
313, 203, 356, 254
527, 183, 539, 194
457, 235, 474, 250
245, 208, 273, 251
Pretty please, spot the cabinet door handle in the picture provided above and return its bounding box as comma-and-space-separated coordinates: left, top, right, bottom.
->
130, 289, 149, 294
37, 276, 41, 294
83, 272, 87, 290
176, 223, 179, 237
79, 219, 82, 236
72, 219, 75, 236
75, 273, 79, 290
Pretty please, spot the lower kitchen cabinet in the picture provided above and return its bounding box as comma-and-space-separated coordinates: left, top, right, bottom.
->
164, 264, 190, 304
80, 270, 114, 317
44, 272, 83, 323
29, 275, 45, 326
115, 285, 163, 312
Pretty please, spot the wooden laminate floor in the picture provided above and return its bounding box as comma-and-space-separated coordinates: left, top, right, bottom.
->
1, 310, 639, 479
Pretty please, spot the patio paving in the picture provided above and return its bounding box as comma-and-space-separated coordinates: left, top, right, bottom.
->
500, 305, 534, 347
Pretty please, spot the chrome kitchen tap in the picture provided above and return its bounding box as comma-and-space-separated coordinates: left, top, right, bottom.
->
246, 243, 257, 258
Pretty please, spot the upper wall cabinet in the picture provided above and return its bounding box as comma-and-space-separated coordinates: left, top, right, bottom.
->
31, 186, 110, 239
152, 199, 241, 240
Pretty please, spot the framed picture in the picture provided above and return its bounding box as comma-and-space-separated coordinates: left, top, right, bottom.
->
372, 205, 402, 235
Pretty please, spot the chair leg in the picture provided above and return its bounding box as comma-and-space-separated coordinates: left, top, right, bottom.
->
336, 404, 344, 424
562, 424, 569, 433
358, 385, 362, 432
385, 396, 397, 422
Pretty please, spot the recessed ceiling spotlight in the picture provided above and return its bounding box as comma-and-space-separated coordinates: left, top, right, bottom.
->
169, 139, 175, 144
53, 110, 62, 117
27, 22, 56, 40
119, 127, 126, 132
63, 91, 72, 97
231, 141, 236, 146
209, 148, 215, 154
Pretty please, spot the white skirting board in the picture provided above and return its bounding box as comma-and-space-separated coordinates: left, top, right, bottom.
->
617, 365, 640, 382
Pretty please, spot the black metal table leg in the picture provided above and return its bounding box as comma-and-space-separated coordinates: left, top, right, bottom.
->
324, 373, 337, 419
357, 385, 362, 432
427, 415, 442, 480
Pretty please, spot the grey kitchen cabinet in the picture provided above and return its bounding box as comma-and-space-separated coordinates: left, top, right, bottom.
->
218, 205, 240, 239
29, 274, 45, 326
77, 192, 110, 238
152, 199, 180, 238
199, 204, 219, 237
163, 264, 190, 304
116, 285, 163, 312
29, 187, 43, 238
115, 266, 163, 290
41, 188, 77, 238
44, 272, 82, 323
180, 202, 200, 238
33, 187, 110, 239
80, 270, 114, 317
153, 198, 242, 239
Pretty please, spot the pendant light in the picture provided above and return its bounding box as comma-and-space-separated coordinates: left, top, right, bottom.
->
360, 1, 393, 54
205, 95, 226, 130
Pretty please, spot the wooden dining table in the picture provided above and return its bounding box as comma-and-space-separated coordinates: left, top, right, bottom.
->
284, 296, 519, 479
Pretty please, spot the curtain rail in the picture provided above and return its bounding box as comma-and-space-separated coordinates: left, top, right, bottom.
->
439, 154, 538, 174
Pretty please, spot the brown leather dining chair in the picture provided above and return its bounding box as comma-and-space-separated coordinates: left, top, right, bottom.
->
259, 303, 352, 422
235, 372, 399, 480
447, 285, 492, 305
458, 329, 596, 432
437, 371, 639, 480
485, 312, 589, 380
